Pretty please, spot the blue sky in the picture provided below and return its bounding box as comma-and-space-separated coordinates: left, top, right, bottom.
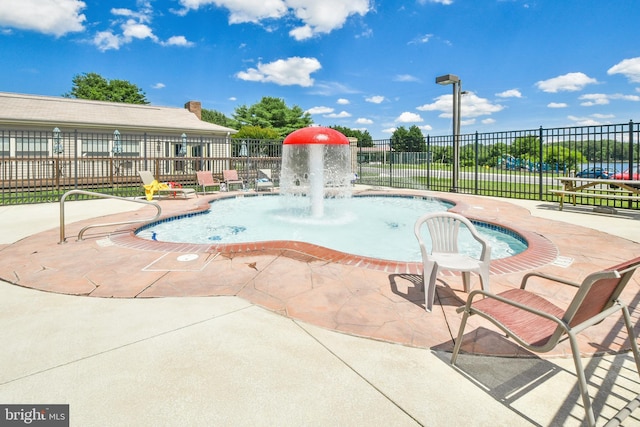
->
1, 0, 640, 139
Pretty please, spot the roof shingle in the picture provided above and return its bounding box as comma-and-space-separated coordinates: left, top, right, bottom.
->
0, 92, 237, 135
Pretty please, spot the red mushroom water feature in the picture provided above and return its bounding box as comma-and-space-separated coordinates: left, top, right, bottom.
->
281, 126, 352, 218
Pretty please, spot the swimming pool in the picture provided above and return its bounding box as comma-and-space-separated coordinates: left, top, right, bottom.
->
137, 195, 527, 263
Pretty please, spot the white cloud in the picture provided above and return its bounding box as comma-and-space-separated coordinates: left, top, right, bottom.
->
93, 4, 193, 51
236, 57, 322, 87
229, 96, 237, 101
356, 117, 373, 124
592, 113, 615, 119
111, 7, 152, 23
325, 111, 352, 118
418, 0, 453, 5
417, 92, 503, 118
608, 57, 640, 83
496, 89, 522, 98
535, 72, 598, 93
177, 0, 372, 40
122, 19, 158, 42
579, 93, 609, 106
381, 127, 397, 134
408, 33, 433, 44
481, 118, 495, 125
288, 0, 371, 40
93, 31, 122, 51
579, 93, 640, 106
0, 0, 86, 37
289, 25, 313, 40
152, 83, 166, 89
418, 124, 433, 132
547, 102, 568, 108
365, 95, 385, 104
568, 115, 603, 126
396, 112, 423, 123
613, 93, 640, 101
306, 106, 334, 114
161, 35, 195, 47
337, 98, 350, 105
394, 74, 420, 82
177, 0, 288, 22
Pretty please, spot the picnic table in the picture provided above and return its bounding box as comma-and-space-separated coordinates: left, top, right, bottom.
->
550, 177, 640, 211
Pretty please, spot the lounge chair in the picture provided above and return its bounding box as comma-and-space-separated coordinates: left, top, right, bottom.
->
255, 169, 274, 192
222, 169, 244, 191
196, 170, 221, 194
139, 170, 196, 200
414, 212, 491, 312
451, 256, 640, 427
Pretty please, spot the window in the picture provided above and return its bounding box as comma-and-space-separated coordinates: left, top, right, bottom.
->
0, 136, 9, 157
119, 139, 140, 156
113, 138, 140, 157
16, 136, 48, 156
82, 138, 110, 156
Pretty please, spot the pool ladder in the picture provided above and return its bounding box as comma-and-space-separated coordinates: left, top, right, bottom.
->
59, 190, 161, 244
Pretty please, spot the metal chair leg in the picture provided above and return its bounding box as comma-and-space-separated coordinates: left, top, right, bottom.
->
451, 309, 470, 365
568, 331, 596, 427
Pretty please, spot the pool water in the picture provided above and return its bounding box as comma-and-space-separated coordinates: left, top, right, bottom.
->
137, 195, 527, 262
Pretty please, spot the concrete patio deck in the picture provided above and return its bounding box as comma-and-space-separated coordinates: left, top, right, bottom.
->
1, 188, 640, 425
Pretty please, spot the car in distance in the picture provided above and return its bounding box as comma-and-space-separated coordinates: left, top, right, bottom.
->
611, 167, 640, 188
575, 167, 616, 179
612, 167, 640, 180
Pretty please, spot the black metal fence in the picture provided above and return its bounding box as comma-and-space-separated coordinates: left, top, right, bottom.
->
1, 122, 639, 209
357, 121, 639, 209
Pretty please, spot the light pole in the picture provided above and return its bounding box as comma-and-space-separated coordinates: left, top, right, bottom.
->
436, 74, 461, 192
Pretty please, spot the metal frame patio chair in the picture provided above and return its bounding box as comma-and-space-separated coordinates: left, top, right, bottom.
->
196, 170, 221, 194
451, 256, 640, 427
222, 169, 244, 191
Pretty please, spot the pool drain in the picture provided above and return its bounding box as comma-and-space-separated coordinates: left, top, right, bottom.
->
177, 254, 199, 262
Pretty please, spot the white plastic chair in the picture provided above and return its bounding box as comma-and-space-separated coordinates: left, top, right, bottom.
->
414, 212, 491, 312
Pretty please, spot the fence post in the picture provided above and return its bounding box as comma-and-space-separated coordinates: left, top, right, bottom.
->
474, 132, 479, 194
74, 130, 79, 189
538, 126, 544, 200
389, 145, 393, 188
426, 135, 430, 189
143, 132, 148, 171
628, 120, 635, 209
629, 120, 634, 177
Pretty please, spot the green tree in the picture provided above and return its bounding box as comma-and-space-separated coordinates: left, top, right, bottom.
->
232, 97, 313, 138
460, 144, 478, 167
390, 125, 425, 152
329, 125, 373, 147
64, 72, 148, 104
431, 145, 452, 164
201, 108, 235, 128
485, 142, 509, 167
543, 145, 586, 171
232, 126, 280, 140
510, 135, 540, 160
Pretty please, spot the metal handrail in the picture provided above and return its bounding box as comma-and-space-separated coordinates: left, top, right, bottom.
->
59, 190, 161, 243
